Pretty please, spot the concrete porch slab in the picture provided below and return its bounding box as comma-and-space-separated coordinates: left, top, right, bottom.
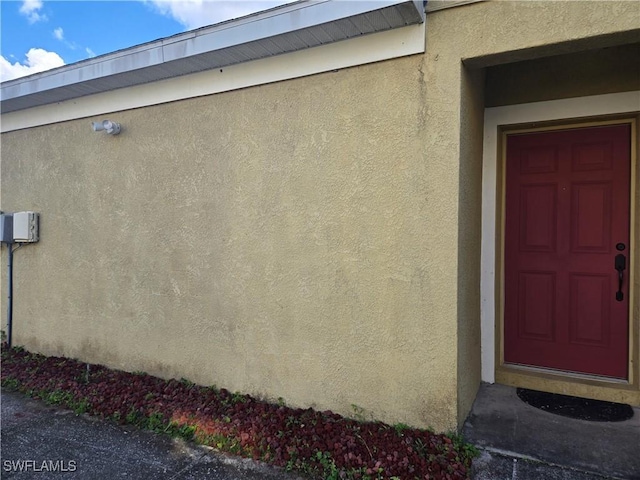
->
462, 383, 640, 480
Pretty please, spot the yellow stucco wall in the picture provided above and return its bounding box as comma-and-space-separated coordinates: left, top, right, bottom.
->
455, 66, 485, 426
2, 55, 464, 430
2, 0, 639, 431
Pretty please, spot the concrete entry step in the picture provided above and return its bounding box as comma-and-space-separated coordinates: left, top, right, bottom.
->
462, 383, 640, 480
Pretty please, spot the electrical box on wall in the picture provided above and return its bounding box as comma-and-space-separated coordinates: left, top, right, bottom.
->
0, 214, 13, 243
13, 211, 39, 243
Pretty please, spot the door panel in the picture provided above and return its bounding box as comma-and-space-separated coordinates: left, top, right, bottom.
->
571, 182, 611, 253
504, 124, 631, 379
517, 271, 556, 341
519, 184, 557, 252
569, 273, 610, 346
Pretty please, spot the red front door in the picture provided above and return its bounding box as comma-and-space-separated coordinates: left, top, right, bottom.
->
504, 124, 631, 379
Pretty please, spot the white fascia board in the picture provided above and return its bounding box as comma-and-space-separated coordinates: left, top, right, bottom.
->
0, 22, 426, 133
161, 0, 419, 59
1, 0, 424, 110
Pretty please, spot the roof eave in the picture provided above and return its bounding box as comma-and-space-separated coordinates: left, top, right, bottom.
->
0, 0, 424, 114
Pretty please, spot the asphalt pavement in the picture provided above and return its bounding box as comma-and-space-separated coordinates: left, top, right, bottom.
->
1, 390, 303, 480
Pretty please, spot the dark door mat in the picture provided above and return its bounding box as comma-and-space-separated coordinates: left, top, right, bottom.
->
516, 388, 634, 422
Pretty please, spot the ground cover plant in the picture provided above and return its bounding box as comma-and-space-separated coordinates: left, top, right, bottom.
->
1, 343, 477, 479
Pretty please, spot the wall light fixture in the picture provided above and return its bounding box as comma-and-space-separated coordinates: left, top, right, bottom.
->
91, 120, 121, 135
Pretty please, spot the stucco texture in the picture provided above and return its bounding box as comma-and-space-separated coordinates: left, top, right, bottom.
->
2, 55, 464, 430
2, 0, 639, 431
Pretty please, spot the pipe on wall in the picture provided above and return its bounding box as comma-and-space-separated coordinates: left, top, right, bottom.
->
5, 244, 20, 348
7, 244, 13, 348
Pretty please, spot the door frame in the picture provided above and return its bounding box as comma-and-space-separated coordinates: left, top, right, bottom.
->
480, 91, 640, 404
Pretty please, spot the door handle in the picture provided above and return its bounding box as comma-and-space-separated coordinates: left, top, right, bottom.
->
615, 254, 626, 301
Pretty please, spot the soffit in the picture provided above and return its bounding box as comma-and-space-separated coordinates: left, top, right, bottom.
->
0, 1, 424, 114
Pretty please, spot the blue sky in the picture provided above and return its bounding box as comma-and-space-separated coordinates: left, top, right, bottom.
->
1, 0, 294, 81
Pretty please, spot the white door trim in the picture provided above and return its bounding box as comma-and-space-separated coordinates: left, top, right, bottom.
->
480, 90, 640, 383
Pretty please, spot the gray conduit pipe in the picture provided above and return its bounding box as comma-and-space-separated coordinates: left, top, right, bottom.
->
7, 244, 13, 348
6, 244, 20, 348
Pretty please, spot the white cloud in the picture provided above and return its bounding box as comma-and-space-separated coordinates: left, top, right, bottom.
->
53, 27, 81, 50
53, 26, 95, 59
20, 0, 47, 24
0, 48, 65, 81
144, 0, 295, 30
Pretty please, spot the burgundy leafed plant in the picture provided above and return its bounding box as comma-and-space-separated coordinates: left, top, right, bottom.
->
1, 344, 476, 479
